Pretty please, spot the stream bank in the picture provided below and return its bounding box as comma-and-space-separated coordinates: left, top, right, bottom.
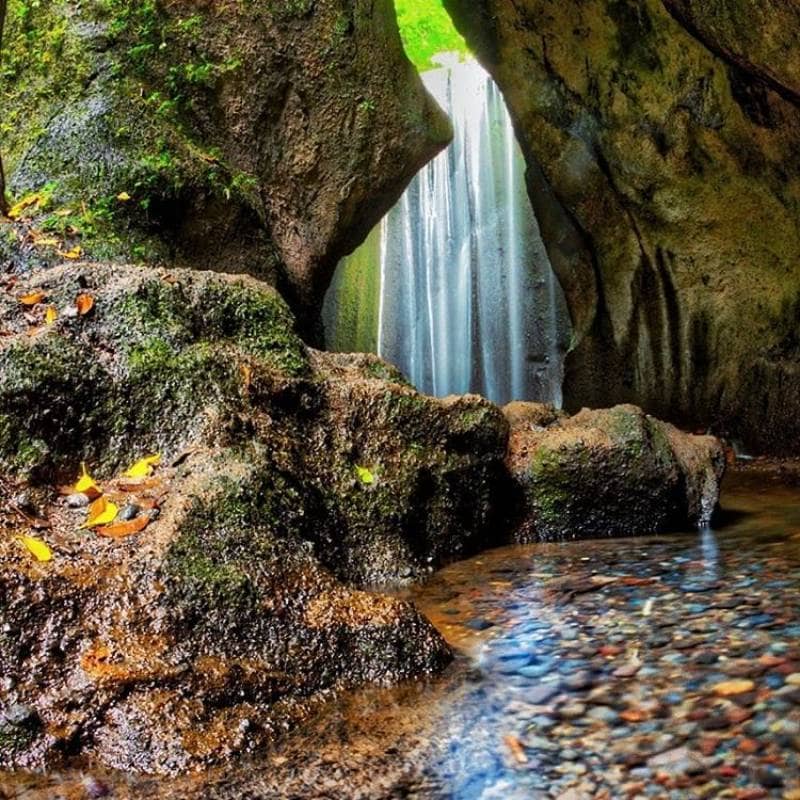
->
2, 465, 799, 798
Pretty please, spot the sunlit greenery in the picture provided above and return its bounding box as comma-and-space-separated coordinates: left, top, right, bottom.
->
394, 0, 469, 72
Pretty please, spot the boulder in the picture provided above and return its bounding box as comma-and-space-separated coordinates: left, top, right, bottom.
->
0, 264, 509, 772
0, 0, 451, 331
444, 0, 800, 454
504, 402, 725, 540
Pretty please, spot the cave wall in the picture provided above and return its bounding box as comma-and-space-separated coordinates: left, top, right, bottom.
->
444, 0, 800, 454
1, 0, 451, 333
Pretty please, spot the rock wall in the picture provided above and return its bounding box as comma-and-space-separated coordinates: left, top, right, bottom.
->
444, 0, 800, 454
0, 0, 451, 333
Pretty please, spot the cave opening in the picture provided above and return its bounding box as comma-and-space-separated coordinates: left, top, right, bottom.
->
322, 1, 571, 407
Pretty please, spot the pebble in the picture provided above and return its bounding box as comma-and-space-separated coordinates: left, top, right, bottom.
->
66, 492, 90, 508
118, 503, 142, 522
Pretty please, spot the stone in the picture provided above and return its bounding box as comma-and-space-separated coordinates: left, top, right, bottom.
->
444, 0, 800, 455
0, 265, 514, 773
1, 0, 452, 330
712, 680, 756, 697
504, 403, 725, 540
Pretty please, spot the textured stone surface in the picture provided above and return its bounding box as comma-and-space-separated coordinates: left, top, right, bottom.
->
0, 0, 451, 332
0, 264, 511, 772
444, 0, 800, 454
504, 402, 725, 540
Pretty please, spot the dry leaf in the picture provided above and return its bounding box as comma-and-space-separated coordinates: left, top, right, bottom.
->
125, 454, 161, 479
74, 463, 101, 499
503, 735, 528, 764
240, 363, 252, 391
116, 192, 131, 202
76, 293, 95, 315
18, 290, 47, 306
82, 496, 119, 528
8, 194, 43, 220
96, 516, 150, 539
54, 208, 73, 217
45, 306, 58, 325
19, 536, 53, 562
61, 245, 83, 260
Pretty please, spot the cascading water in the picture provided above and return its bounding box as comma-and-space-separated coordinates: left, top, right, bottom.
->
324, 58, 570, 407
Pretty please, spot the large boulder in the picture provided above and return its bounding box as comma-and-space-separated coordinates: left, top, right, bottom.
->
0, 0, 451, 331
0, 264, 508, 772
444, 0, 800, 454
504, 402, 725, 540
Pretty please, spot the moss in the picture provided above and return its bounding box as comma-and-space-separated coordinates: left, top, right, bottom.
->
0, 722, 37, 758
197, 282, 309, 377
164, 471, 310, 614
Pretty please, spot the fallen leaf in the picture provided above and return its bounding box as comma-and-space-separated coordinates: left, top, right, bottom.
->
45, 306, 58, 325
18, 290, 47, 306
75, 293, 95, 315
240, 363, 252, 391
96, 516, 150, 539
8, 194, 43, 220
116, 191, 131, 202
74, 463, 101, 499
82, 496, 119, 528
61, 245, 83, 260
54, 208, 73, 217
125, 454, 161, 479
19, 536, 53, 562
355, 465, 375, 485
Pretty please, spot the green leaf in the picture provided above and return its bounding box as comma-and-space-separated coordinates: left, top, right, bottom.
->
355, 465, 375, 485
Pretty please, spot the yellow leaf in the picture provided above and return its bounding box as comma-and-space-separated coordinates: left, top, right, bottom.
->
124, 454, 161, 479
8, 193, 42, 220
82, 496, 119, 529
45, 306, 58, 325
18, 290, 47, 306
116, 192, 131, 202
355, 465, 375, 485
74, 463, 100, 496
54, 208, 73, 217
19, 536, 53, 562
62, 246, 83, 260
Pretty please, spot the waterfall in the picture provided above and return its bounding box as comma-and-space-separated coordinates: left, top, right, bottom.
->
324, 58, 570, 407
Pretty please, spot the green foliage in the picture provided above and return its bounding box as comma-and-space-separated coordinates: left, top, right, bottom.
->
394, 0, 469, 71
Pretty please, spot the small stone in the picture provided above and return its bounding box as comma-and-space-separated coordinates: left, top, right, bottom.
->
756, 767, 784, 789
527, 683, 560, 705
82, 776, 111, 798
786, 673, 800, 686
465, 617, 494, 631
12, 491, 35, 514
66, 492, 90, 508
612, 662, 641, 678
712, 679, 756, 697
563, 670, 594, 691
118, 503, 142, 522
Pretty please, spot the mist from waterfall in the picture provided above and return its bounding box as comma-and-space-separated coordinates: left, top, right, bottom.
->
324, 58, 570, 407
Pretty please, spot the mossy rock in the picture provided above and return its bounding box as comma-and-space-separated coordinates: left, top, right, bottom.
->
504, 402, 725, 540
1, 0, 451, 328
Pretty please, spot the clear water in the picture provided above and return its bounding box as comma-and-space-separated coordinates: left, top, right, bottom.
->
5, 469, 800, 799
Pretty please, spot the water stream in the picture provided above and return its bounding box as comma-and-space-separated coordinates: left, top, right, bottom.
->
324, 58, 570, 407
7, 470, 800, 799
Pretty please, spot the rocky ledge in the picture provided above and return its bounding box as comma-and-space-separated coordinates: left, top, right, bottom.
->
0, 264, 508, 773
0, 264, 724, 774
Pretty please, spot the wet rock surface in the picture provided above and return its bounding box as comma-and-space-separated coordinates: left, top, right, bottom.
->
0, 0, 451, 329
0, 264, 510, 772
504, 402, 725, 540
2, 468, 799, 798
444, 0, 800, 455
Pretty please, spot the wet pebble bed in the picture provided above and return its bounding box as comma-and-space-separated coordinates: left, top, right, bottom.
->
3, 470, 800, 799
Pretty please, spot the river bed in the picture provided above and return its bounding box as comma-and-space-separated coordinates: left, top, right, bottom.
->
3, 467, 800, 799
